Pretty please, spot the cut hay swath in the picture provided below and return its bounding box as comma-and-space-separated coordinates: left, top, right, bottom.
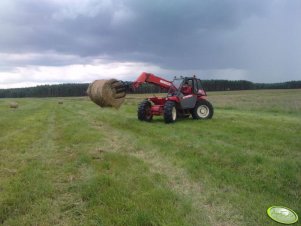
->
87, 79, 126, 109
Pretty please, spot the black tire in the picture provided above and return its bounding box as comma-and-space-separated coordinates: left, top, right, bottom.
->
137, 100, 153, 122
164, 101, 177, 123
192, 100, 214, 119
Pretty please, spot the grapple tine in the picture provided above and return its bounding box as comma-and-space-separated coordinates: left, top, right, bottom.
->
114, 84, 126, 93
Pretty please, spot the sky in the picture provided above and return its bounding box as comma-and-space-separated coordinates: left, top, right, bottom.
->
0, 0, 301, 88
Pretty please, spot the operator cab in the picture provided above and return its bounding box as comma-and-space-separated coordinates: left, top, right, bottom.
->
168, 77, 206, 97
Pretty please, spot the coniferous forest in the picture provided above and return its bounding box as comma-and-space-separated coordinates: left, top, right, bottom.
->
0, 80, 300, 98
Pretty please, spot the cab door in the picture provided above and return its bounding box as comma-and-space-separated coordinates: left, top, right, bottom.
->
180, 79, 197, 109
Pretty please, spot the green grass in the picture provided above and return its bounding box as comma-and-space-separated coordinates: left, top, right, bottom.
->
0, 89, 300, 226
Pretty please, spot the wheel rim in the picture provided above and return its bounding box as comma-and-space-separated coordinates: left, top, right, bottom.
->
197, 105, 209, 118
172, 107, 177, 121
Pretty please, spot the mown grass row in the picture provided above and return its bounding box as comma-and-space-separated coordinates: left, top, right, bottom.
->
0, 89, 300, 225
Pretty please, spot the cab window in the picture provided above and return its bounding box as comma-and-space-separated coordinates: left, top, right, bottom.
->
197, 79, 203, 90
188, 79, 197, 94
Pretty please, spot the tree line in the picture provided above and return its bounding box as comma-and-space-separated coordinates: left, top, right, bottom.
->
0, 80, 300, 98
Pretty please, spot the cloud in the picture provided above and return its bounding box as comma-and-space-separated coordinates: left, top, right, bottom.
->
0, 0, 300, 88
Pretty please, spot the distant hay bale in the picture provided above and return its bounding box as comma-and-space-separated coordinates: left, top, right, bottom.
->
58, 101, 64, 104
9, 102, 18, 109
87, 79, 126, 109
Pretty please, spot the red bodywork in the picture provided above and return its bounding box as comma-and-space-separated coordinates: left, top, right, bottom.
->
132, 72, 173, 90
132, 72, 207, 117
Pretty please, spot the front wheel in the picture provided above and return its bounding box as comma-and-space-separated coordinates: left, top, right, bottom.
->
164, 101, 177, 123
137, 100, 153, 122
192, 100, 214, 119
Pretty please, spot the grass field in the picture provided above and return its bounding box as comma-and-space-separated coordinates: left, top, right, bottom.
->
0, 89, 300, 226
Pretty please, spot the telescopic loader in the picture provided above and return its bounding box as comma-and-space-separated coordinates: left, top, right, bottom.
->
115, 72, 214, 123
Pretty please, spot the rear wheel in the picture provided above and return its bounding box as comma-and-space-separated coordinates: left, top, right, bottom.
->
138, 100, 153, 122
192, 100, 214, 119
164, 101, 177, 123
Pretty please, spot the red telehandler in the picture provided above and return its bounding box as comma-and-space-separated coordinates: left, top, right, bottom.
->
118, 72, 214, 123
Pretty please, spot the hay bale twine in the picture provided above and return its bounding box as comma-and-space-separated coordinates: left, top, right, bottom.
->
87, 79, 126, 109
9, 102, 19, 109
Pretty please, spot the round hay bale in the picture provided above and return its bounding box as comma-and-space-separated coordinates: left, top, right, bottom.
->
87, 79, 126, 109
9, 102, 19, 109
